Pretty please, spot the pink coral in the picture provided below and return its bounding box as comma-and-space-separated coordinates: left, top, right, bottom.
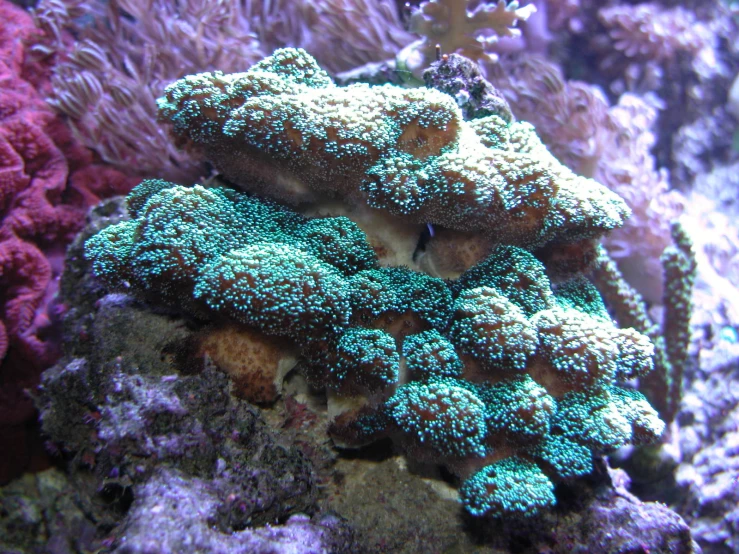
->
1, 1, 71, 370
0, 0, 135, 482
249, 0, 413, 73
594, 3, 727, 94
28, 0, 412, 180
598, 4, 712, 64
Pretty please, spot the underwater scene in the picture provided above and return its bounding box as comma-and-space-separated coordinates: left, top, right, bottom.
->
1, 0, 738, 552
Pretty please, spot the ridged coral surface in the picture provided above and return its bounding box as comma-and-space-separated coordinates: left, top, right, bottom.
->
0, 0, 135, 481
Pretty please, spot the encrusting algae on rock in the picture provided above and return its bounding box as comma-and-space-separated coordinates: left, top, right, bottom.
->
84, 48, 665, 519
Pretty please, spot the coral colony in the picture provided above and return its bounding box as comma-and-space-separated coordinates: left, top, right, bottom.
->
84, 48, 665, 518
5, 0, 739, 550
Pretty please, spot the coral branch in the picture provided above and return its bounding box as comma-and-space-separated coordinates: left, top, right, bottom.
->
397, 0, 537, 80
592, 223, 697, 423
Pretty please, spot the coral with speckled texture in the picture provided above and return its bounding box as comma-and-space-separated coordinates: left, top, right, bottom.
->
85, 174, 664, 519
157, 48, 629, 250
30, 205, 355, 551
483, 53, 684, 303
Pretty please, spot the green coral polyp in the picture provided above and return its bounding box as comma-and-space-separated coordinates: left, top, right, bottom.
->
609, 386, 666, 445
158, 48, 629, 247
553, 391, 633, 451
194, 244, 351, 338
402, 330, 463, 380
533, 434, 594, 479
85, 176, 664, 520
452, 245, 555, 316
388, 379, 488, 459
535, 308, 620, 388
478, 375, 555, 441
460, 457, 556, 518
450, 286, 538, 371
297, 217, 378, 276
554, 277, 612, 321
349, 266, 452, 329
331, 328, 400, 394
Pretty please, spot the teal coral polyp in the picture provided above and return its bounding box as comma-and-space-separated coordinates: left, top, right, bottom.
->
84, 48, 666, 520
402, 330, 463, 380
85, 178, 664, 520
388, 379, 488, 459
450, 286, 538, 371
460, 457, 556, 518
194, 243, 351, 338
331, 328, 400, 394
349, 266, 452, 329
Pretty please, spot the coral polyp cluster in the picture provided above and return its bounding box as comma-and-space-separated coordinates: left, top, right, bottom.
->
157, 48, 629, 250
333, 250, 663, 517
80, 47, 669, 521
85, 175, 664, 518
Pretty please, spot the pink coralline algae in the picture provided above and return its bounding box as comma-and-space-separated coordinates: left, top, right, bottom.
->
0, 0, 135, 482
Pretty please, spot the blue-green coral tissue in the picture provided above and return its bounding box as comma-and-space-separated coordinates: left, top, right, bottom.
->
85, 179, 664, 520
157, 47, 629, 249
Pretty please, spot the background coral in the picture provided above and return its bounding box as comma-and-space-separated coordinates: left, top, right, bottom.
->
526, 0, 739, 312
27, 0, 412, 181
592, 225, 697, 424
396, 0, 536, 80
247, 0, 413, 73
485, 54, 684, 303
597, 3, 719, 86
0, 0, 135, 484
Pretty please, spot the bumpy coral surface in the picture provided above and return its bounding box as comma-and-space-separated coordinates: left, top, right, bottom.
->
85, 178, 664, 519
157, 48, 629, 250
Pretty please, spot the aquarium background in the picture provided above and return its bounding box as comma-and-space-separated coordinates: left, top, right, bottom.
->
0, 0, 738, 552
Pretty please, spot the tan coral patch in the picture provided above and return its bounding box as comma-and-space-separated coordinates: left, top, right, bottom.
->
196, 324, 298, 404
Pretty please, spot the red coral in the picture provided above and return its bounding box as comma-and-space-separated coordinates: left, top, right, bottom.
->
0, 0, 136, 483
